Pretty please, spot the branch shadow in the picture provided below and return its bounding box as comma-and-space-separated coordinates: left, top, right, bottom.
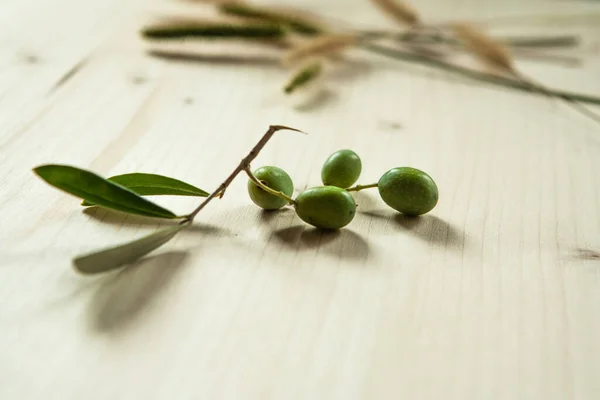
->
83, 207, 229, 236
147, 49, 282, 68
83, 207, 180, 227
273, 225, 370, 260
87, 251, 189, 333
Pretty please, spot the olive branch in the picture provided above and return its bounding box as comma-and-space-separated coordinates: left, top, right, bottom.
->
35, 125, 302, 274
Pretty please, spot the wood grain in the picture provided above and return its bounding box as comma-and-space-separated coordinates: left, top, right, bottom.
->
1, 0, 600, 399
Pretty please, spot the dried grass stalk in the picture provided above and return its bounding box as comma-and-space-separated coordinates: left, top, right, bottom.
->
282, 34, 357, 65
452, 23, 514, 72
218, 2, 325, 34
452, 22, 600, 124
369, 0, 420, 26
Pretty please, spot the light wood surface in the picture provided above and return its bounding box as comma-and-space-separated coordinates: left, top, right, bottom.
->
2, 0, 600, 399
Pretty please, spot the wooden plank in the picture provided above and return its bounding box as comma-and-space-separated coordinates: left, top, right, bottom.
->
1, 0, 600, 399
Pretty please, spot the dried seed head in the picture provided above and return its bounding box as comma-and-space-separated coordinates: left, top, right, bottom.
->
218, 2, 325, 34
453, 23, 514, 72
282, 34, 357, 65
369, 0, 420, 26
141, 21, 286, 40
284, 61, 324, 94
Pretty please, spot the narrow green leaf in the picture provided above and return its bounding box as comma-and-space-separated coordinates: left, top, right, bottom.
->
284, 61, 323, 94
141, 22, 286, 40
109, 173, 208, 196
73, 223, 189, 274
81, 173, 208, 206
218, 3, 325, 35
34, 165, 178, 219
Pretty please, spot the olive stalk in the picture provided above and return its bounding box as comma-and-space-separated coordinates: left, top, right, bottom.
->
184, 125, 303, 222
244, 166, 297, 205
346, 183, 379, 192
359, 30, 579, 49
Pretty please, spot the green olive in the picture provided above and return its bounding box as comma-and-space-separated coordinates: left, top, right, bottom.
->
247, 166, 294, 210
295, 186, 356, 229
378, 167, 438, 216
321, 149, 362, 189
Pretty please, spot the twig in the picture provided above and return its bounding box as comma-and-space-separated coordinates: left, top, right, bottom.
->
513, 71, 600, 124
507, 48, 580, 68
185, 125, 303, 222
364, 30, 580, 49
499, 35, 579, 48
360, 43, 600, 106
451, 22, 600, 125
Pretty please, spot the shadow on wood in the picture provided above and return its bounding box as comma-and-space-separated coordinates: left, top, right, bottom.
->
258, 207, 295, 223
573, 248, 600, 261
361, 210, 463, 249
88, 251, 189, 333
83, 207, 229, 236
273, 225, 370, 260
147, 49, 282, 67
83, 206, 180, 227
394, 214, 463, 248
327, 59, 372, 84
292, 88, 338, 112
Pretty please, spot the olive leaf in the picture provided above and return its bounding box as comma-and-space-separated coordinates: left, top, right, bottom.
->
81, 173, 208, 206
34, 165, 179, 219
73, 223, 189, 274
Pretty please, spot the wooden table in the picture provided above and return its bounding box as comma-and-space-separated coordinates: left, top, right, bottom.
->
2, 0, 600, 398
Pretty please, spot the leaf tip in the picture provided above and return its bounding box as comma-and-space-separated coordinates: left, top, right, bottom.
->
32, 164, 47, 176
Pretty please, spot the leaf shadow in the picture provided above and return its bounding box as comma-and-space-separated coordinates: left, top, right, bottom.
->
273, 225, 370, 260
83, 207, 180, 227
87, 251, 189, 333
83, 207, 228, 236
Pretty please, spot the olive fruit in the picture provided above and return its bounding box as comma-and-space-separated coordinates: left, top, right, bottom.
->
378, 167, 438, 216
321, 149, 362, 189
247, 166, 294, 210
295, 186, 356, 229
